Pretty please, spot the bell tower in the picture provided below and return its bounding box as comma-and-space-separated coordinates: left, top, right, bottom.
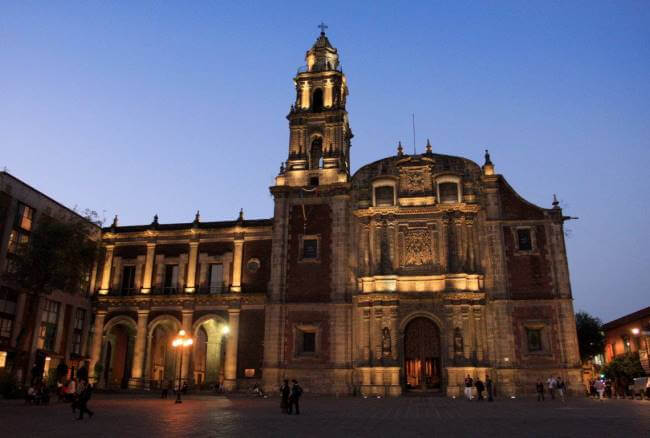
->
276, 25, 352, 187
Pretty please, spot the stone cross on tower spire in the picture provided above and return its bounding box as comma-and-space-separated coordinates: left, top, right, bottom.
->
318, 21, 328, 34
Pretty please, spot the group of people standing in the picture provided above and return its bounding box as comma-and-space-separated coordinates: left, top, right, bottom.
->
536, 376, 567, 402
463, 374, 494, 401
280, 379, 303, 415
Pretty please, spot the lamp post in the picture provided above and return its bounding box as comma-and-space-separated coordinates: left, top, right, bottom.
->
631, 327, 650, 374
172, 329, 193, 404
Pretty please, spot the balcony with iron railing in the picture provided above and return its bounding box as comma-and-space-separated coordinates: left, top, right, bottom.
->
195, 283, 228, 295
103, 283, 229, 297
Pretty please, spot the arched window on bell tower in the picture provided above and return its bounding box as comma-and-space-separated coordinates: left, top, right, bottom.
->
309, 136, 323, 169
312, 88, 324, 112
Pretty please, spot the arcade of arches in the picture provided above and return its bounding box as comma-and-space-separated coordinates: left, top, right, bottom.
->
91, 311, 234, 390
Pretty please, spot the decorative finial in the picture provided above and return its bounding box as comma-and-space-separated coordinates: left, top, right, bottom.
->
111, 215, 118, 228
552, 194, 560, 209
280, 162, 285, 174
151, 214, 159, 227
484, 149, 493, 165
425, 139, 432, 154
238, 208, 244, 222
194, 210, 200, 224
482, 149, 495, 175
318, 21, 328, 35
397, 141, 404, 157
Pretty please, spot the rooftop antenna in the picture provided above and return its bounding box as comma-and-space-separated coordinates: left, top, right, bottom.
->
411, 113, 416, 155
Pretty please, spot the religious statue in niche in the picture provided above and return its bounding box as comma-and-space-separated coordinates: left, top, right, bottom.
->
404, 229, 432, 266
454, 327, 464, 354
382, 327, 392, 357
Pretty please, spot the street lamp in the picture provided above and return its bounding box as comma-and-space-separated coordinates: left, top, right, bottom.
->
172, 329, 193, 404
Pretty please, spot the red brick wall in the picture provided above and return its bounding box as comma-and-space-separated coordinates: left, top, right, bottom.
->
155, 244, 188, 257
286, 204, 332, 302
115, 245, 146, 258
241, 240, 271, 294
198, 242, 233, 256
498, 178, 545, 220
503, 225, 553, 298
512, 305, 560, 365
237, 309, 265, 378
284, 310, 330, 364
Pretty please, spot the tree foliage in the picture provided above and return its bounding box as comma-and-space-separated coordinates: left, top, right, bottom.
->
4, 213, 99, 295
575, 311, 605, 361
602, 352, 645, 381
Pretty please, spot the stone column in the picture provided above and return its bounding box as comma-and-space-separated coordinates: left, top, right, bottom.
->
99, 245, 114, 294
361, 307, 371, 362
389, 307, 398, 360
143, 335, 153, 389
461, 306, 471, 360
231, 238, 244, 292
224, 308, 240, 390
185, 241, 199, 293
10, 292, 27, 348
141, 243, 156, 293
181, 310, 193, 382
89, 310, 107, 383
473, 306, 485, 362
129, 309, 149, 388
373, 307, 383, 361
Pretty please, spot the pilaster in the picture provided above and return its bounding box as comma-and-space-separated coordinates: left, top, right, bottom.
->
224, 308, 240, 390
99, 245, 114, 294
141, 243, 156, 293
185, 241, 199, 292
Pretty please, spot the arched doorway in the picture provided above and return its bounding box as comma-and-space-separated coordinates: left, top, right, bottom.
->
404, 317, 441, 391
103, 321, 135, 389
147, 318, 180, 390
192, 316, 228, 389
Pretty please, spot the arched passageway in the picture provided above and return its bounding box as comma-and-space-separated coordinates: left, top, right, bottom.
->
404, 317, 442, 391
147, 319, 179, 389
103, 322, 135, 389
192, 316, 228, 389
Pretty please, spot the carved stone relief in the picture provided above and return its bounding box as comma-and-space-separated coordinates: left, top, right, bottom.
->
403, 229, 432, 267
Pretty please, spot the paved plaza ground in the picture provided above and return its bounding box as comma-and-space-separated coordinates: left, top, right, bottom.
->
1, 393, 648, 437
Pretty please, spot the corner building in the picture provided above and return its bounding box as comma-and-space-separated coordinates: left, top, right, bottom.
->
92, 31, 581, 396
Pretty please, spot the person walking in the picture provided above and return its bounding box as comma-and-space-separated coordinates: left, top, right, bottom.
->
475, 377, 485, 401
280, 379, 290, 414
536, 379, 545, 401
76, 380, 94, 420
556, 377, 565, 402
485, 375, 494, 402
288, 379, 303, 415
161, 379, 169, 399
547, 376, 556, 400
464, 375, 474, 400
595, 379, 605, 401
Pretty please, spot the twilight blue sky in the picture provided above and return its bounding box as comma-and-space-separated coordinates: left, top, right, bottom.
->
1, 1, 648, 322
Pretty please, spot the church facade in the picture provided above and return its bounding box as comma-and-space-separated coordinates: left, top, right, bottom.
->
89, 31, 581, 397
